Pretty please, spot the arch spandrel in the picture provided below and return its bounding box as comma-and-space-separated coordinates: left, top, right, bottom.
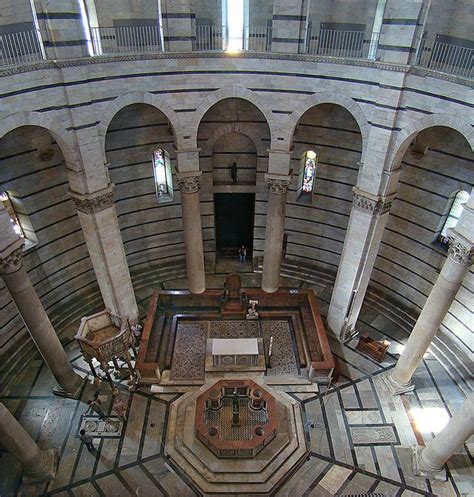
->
388, 114, 474, 171
201, 123, 267, 158
0, 111, 79, 168
191, 87, 276, 149
98, 91, 180, 154
285, 91, 370, 158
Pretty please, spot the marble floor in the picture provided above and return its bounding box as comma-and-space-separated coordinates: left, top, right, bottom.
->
0, 267, 472, 497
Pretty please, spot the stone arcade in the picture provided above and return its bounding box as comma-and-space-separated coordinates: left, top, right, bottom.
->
0, 0, 473, 496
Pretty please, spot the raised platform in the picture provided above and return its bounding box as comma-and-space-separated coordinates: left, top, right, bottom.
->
136, 288, 334, 384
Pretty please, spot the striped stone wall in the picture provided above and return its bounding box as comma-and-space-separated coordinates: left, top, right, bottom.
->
105, 103, 186, 288
0, 54, 471, 378
0, 127, 102, 385
371, 127, 473, 365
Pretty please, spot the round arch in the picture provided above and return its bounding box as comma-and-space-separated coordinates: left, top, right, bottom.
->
0, 111, 78, 168
98, 91, 180, 155
388, 113, 474, 170
285, 91, 370, 158
201, 122, 266, 157
190, 86, 275, 148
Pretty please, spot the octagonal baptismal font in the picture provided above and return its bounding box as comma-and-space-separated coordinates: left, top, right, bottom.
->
165, 378, 308, 495
195, 379, 277, 458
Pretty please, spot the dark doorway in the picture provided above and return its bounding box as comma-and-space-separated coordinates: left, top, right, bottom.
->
214, 193, 255, 257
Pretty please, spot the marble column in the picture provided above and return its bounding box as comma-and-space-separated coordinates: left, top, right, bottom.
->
0, 243, 83, 398
271, 0, 306, 54
70, 184, 139, 323
376, 0, 424, 64
0, 403, 57, 483
35, 0, 90, 60
262, 174, 291, 293
177, 172, 206, 294
413, 393, 474, 481
328, 187, 393, 341
384, 231, 473, 395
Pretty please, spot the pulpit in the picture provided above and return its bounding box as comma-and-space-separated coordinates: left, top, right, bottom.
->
75, 309, 136, 390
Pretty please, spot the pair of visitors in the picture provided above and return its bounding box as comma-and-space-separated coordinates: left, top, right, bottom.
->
239, 245, 247, 264
83, 398, 107, 420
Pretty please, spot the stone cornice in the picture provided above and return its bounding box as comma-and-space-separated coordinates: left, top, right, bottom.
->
69, 185, 115, 214
177, 172, 201, 193
0, 52, 471, 87
0, 245, 24, 274
352, 187, 394, 215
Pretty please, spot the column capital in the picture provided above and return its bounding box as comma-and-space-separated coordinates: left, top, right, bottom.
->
69, 184, 115, 214
447, 230, 474, 266
352, 187, 394, 215
177, 171, 202, 194
0, 243, 24, 275
265, 173, 291, 194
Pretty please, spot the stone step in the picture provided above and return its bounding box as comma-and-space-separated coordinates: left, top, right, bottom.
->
269, 384, 319, 393
265, 375, 312, 386
158, 369, 205, 386
151, 385, 200, 394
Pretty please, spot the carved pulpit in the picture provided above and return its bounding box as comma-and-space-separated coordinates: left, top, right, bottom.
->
220, 273, 247, 317
75, 309, 136, 391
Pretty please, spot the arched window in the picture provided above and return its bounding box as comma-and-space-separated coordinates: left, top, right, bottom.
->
1, 192, 37, 249
153, 149, 174, 203
437, 189, 469, 244
302, 150, 317, 194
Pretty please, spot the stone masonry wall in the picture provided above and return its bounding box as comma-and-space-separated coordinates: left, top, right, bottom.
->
0, 53, 472, 376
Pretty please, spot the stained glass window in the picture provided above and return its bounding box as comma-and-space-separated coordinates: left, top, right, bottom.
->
438, 190, 469, 244
0, 191, 38, 250
302, 150, 317, 193
153, 149, 174, 203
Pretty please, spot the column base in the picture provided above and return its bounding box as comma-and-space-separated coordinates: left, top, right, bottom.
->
381, 371, 415, 396
413, 445, 447, 481
262, 283, 278, 293
339, 323, 359, 343
52, 374, 84, 399
22, 448, 58, 484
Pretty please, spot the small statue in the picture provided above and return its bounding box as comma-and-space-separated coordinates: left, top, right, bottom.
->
232, 391, 240, 426
246, 299, 259, 320
230, 162, 237, 183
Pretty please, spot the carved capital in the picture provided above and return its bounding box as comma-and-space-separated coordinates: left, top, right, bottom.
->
70, 186, 115, 214
352, 187, 393, 215
177, 174, 201, 194
0, 245, 24, 274
447, 236, 474, 266
265, 174, 291, 195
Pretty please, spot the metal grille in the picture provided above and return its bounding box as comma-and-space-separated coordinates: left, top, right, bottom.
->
205, 398, 268, 441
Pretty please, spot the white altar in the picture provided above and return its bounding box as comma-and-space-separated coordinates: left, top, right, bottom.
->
205, 337, 265, 372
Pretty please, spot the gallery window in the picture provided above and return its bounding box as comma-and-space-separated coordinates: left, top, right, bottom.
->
153, 149, 174, 203
436, 189, 469, 244
1, 191, 37, 249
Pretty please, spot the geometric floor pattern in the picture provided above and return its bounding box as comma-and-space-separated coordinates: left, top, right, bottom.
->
170, 318, 298, 381
0, 275, 472, 496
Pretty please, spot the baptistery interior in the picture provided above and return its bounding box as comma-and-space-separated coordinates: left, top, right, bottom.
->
0, 0, 472, 496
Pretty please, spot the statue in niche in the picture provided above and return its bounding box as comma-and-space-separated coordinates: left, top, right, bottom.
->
230, 161, 237, 183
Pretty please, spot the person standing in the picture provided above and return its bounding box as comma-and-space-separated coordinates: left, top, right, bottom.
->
112, 396, 128, 423
239, 245, 247, 264
79, 429, 95, 453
